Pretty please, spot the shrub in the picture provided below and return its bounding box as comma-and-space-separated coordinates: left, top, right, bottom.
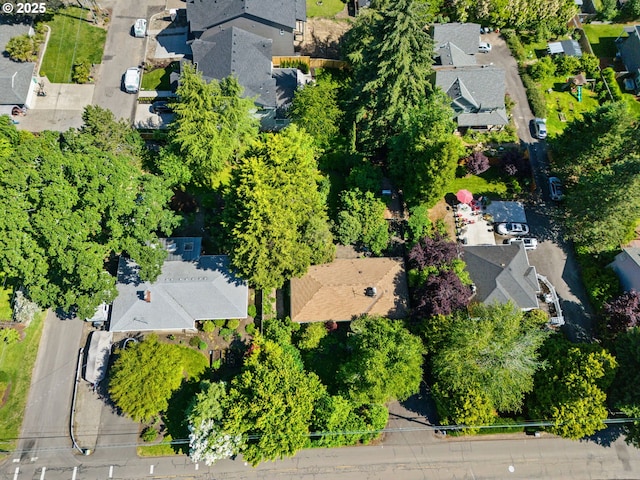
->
280, 59, 310, 74
226, 319, 240, 330
528, 56, 556, 81
502, 29, 526, 63
245, 323, 257, 335
521, 74, 548, 118
189, 336, 201, 347
141, 426, 157, 442
466, 151, 490, 175
600, 67, 623, 102
212, 359, 222, 370
406, 204, 432, 244
72, 61, 91, 84
0, 328, 20, 345
247, 304, 257, 318
500, 149, 531, 179
5, 35, 37, 62
202, 320, 215, 333
553, 55, 582, 76
213, 319, 226, 327
580, 53, 600, 78
13, 290, 39, 325
219, 328, 234, 341
198, 340, 207, 350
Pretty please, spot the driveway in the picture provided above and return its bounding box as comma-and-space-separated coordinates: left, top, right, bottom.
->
477, 32, 595, 339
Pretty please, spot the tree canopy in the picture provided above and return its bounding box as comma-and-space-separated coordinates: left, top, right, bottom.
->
334, 188, 389, 255
159, 64, 259, 187
610, 327, 640, 448
223, 126, 334, 290
0, 116, 177, 317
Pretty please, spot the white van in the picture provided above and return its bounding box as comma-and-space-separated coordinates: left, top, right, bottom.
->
123, 67, 140, 94
133, 18, 147, 38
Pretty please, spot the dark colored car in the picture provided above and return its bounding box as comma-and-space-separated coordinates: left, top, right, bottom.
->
151, 101, 173, 114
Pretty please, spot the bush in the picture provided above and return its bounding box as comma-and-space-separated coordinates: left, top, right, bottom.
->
226, 319, 240, 330
202, 320, 215, 333
141, 426, 157, 442
247, 304, 257, 318
500, 149, 531, 179
198, 340, 207, 350
0, 328, 20, 345
5, 35, 37, 62
521, 73, 548, 118
245, 323, 257, 335
466, 151, 490, 175
213, 319, 226, 327
578, 252, 621, 311
280, 59, 310, 74
600, 67, 623, 102
502, 29, 526, 63
12, 290, 39, 325
528, 56, 556, 81
219, 327, 234, 341
189, 336, 201, 347
554, 55, 582, 76
406, 204, 432, 244
580, 53, 600, 78
72, 61, 91, 84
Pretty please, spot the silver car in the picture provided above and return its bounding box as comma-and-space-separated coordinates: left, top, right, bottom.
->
496, 223, 530, 236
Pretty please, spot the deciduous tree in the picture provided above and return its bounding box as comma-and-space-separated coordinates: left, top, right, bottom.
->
334, 188, 389, 255
603, 290, 640, 335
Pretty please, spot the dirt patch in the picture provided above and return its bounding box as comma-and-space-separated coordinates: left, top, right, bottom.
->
299, 18, 353, 59
429, 200, 456, 240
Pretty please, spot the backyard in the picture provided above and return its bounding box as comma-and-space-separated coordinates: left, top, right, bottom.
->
40, 7, 106, 83
141, 62, 179, 91
582, 23, 626, 59
306, 0, 346, 17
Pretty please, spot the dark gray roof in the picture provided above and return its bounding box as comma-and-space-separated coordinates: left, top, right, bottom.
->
463, 244, 539, 310
610, 247, 640, 291
619, 26, 640, 73
435, 66, 508, 127
435, 41, 476, 67
191, 26, 276, 108
110, 254, 248, 333
187, 0, 301, 35
547, 39, 582, 57
158, 237, 202, 262
0, 21, 35, 105
433, 23, 480, 56
273, 67, 298, 110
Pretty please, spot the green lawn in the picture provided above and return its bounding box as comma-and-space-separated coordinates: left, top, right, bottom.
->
0, 277, 12, 321
141, 63, 179, 91
0, 312, 44, 456
40, 7, 106, 83
623, 93, 640, 116
446, 167, 509, 200
306, 0, 346, 17
583, 23, 627, 59
137, 434, 180, 457
538, 75, 600, 137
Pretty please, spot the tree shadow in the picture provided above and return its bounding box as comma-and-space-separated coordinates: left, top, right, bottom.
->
163, 378, 202, 454
581, 424, 624, 447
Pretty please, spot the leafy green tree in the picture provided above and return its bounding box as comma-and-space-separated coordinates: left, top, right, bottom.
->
297, 322, 328, 350
289, 73, 343, 150
624, 0, 640, 18
528, 335, 617, 439
580, 53, 600, 78
6, 35, 37, 62
338, 315, 424, 404
0, 125, 177, 318
432, 302, 549, 425
528, 56, 556, 80
224, 339, 326, 466
389, 93, 465, 206
109, 335, 185, 422
160, 64, 259, 187
334, 189, 389, 255
610, 328, 640, 447
0, 328, 20, 345
346, 0, 435, 151
224, 126, 334, 290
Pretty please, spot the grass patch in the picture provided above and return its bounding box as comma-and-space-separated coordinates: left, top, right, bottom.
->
141, 63, 179, 91
623, 93, 640, 117
0, 312, 45, 456
538, 76, 600, 137
445, 167, 510, 200
306, 0, 346, 17
0, 278, 12, 321
583, 23, 627, 59
41, 7, 106, 83
137, 434, 183, 457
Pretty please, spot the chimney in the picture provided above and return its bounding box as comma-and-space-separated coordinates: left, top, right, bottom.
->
144, 290, 151, 303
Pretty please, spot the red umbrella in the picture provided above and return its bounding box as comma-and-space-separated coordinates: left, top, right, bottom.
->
456, 189, 473, 204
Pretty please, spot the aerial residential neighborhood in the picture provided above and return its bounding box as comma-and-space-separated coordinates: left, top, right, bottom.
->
0, 0, 639, 479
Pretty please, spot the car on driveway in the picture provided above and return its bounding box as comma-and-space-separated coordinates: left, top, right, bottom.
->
496, 223, 530, 236
534, 118, 547, 139
123, 67, 141, 94
151, 101, 173, 114
133, 18, 147, 38
507, 237, 538, 250
548, 176, 564, 201
479, 42, 492, 53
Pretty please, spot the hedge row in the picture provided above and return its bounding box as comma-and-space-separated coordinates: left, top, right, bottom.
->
521, 74, 548, 118
600, 67, 623, 102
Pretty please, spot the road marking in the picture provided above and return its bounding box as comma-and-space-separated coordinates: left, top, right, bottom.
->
71, 467, 77, 480
149, 464, 154, 475
13, 467, 19, 480
195, 463, 199, 470
12, 459, 19, 463
40, 467, 46, 480
109, 465, 114, 478
31, 457, 38, 462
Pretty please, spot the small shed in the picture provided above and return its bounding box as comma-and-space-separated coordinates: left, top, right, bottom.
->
84, 331, 113, 385
547, 39, 583, 58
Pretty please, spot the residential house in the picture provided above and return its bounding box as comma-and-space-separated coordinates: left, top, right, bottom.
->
547, 39, 583, 57
0, 20, 37, 116
463, 243, 540, 311
290, 258, 409, 322
617, 25, 640, 93
432, 23, 508, 130
610, 247, 640, 292
185, 0, 307, 126
109, 237, 248, 332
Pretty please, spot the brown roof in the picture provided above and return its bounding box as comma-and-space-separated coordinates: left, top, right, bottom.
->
290, 258, 409, 322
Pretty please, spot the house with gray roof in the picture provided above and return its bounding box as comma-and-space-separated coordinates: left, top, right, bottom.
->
433, 23, 480, 66
617, 25, 640, 93
109, 238, 248, 333
0, 20, 36, 114
434, 66, 508, 129
463, 243, 540, 311
610, 247, 640, 292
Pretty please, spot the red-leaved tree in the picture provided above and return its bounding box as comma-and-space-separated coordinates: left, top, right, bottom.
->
603, 290, 640, 334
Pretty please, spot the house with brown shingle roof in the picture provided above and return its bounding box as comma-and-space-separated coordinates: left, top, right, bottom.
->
290, 258, 409, 322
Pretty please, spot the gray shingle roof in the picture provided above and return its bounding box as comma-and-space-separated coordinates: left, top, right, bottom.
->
187, 0, 301, 35
0, 21, 35, 105
191, 26, 276, 108
463, 244, 539, 311
436, 41, 477, 67
433, 23, 480, 56
619, 26, 640, 73
273, 67, 298, 110
610, 247, 640, 291
109, 253, 248, 333
547, 40, 582, 57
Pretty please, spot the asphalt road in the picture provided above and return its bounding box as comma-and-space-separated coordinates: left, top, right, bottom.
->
91, 0, 164, 122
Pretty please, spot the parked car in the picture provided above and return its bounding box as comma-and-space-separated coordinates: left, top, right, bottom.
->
548, 176, 564, 201
534, 118, 547, 139
507, 237, 538, 250
123, 67, 141, 94
496, 223, 530, 236
479, 42, 492, 53
133, 18, 147, 38
151, 101, 173, 114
